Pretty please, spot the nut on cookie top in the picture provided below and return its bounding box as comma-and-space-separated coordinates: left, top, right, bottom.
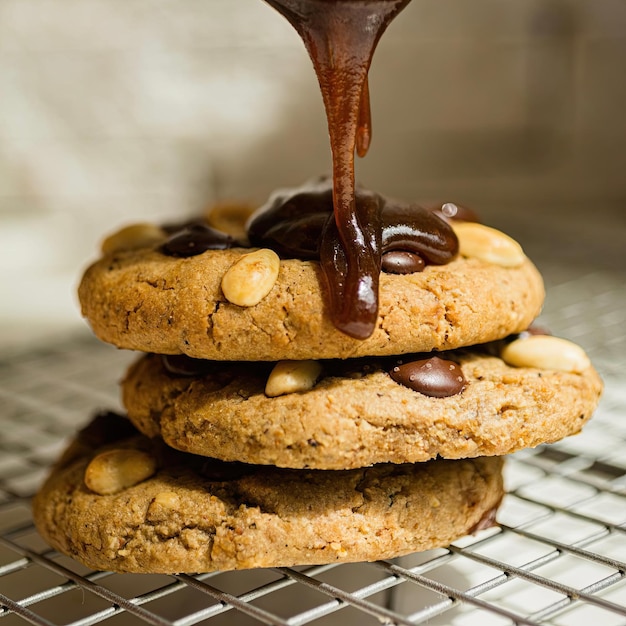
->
79, 178, 545, 361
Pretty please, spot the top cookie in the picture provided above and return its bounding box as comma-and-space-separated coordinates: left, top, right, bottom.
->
79, 245, 543, 361
78, 184, 544, 360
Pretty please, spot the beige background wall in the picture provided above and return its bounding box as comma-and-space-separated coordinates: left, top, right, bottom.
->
1, 0, 625, 347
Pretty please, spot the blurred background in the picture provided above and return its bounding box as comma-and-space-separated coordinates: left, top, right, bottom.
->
0, 5, 625, 623
1, 0, 625, 350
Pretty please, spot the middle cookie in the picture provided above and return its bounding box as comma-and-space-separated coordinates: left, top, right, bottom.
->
122, 337, 602, 470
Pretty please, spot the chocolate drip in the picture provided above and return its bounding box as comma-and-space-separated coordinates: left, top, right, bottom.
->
247, 178, 333, 259
263, 0, 412, 338
248, 179, 458, 337
320, 189, 383, 337
356, 77, 372, 158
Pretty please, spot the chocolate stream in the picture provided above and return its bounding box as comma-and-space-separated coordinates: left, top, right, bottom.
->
247, 179, 458, 337
263, 0, 412, 338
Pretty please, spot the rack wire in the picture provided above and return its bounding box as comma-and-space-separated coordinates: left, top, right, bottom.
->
1, 267, 625, 626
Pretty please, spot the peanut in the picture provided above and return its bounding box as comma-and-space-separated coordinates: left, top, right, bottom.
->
205, 201, 255, 240
452, 222, 525, 268
84, 448, 157, 495
146, 491, 181, 521
501, 335, 591, 373
265, 360, 323, 397
221, 248, 280, 307
151, 491, 181, 509
101, 223, 167, 255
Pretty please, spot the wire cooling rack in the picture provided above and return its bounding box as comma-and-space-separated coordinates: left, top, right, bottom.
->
1, 268, 625, 626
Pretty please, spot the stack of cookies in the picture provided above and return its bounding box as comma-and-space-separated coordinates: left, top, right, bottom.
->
33, 181, 602, 574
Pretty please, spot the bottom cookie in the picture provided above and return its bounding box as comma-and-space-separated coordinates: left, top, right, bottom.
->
33, 412, 504, 574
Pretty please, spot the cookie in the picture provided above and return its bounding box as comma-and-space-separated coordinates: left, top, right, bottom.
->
32, 412, 504, 574
78, 245, 544, 361
78, 179, 545, 359
121, 336, 602, 470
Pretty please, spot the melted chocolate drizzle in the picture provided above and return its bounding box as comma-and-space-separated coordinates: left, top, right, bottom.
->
161, 1, 463, 339
263, 0, 413, 338
160, 180, 458, 338
248, 179, 458, 338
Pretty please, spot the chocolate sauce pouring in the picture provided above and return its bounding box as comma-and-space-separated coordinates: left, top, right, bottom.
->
263, 0, 412, 338
161, 1, 458, 339
248, 178, 459, 316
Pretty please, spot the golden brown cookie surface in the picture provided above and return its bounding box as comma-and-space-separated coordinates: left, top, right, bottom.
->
78, 245, 544, 361
32, 413, 504, 574
122, 346, 602, 470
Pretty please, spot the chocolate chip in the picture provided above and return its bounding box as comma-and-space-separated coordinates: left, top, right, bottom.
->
161, 223, 236, 257
79, 411, 137, 446
196, 459, 255, 482
161, 354, 219, 377
389, 356, 466, 397
381, 250, 425, 274
469, 505, 499, 534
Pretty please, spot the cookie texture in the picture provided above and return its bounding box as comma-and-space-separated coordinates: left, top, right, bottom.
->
78, 246, 544, 361
32, 413, 504, 574
122, 350, 603, 470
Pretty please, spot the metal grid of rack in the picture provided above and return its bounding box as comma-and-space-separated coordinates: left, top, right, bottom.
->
1, 266, 625, 625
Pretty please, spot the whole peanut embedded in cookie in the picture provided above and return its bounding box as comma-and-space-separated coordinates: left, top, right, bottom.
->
221, 248, 280, 307
451, 222, 526, 268
265, 360, 323, 397
501, 335, 591, 373
84, 448, 157, 495
101, 223, 168, 255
